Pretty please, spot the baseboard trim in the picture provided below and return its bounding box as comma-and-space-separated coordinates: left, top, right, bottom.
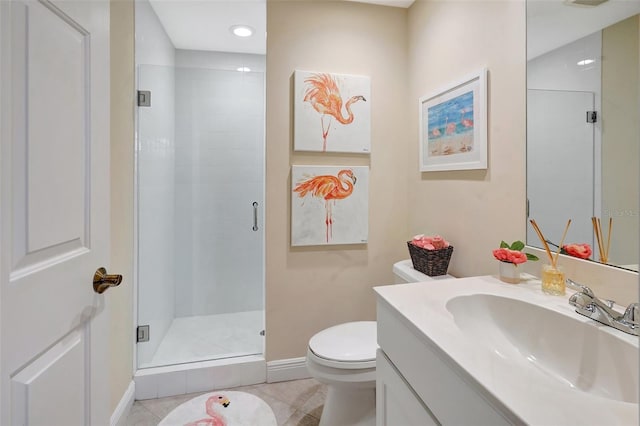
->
110, 380, 135, 426
266, 357, 310, 383
134, 355, 266, 400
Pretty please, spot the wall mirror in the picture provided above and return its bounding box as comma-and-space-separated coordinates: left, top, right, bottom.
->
526, 0, 640, 271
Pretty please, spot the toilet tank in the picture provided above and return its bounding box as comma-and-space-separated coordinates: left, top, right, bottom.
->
392, 260, 455, 283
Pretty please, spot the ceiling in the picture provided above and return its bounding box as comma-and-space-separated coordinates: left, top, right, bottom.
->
148, 0, 415, 55
527, 0, 640, 59
148, 0, 267, 55
149, 0, 639, 58
149, 0, 640, 59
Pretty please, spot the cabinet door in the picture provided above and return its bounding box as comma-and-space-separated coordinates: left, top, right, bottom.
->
376, 350, 440, 426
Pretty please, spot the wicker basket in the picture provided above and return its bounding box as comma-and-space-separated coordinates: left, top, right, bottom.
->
407, 242, 454, 276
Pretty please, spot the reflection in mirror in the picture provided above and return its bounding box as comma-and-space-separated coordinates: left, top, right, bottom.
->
526, 0, 640, 271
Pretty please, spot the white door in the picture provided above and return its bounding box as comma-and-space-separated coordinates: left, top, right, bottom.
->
527, 89, 595, 250
0, 1, 112, 425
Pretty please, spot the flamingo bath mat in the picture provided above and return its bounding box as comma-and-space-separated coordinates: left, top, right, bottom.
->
158, 391, 277, 426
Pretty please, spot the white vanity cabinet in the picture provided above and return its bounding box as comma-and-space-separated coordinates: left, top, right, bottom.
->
375, 288, 519, 426
374, 278, 639, 426
376, 349, 438, 426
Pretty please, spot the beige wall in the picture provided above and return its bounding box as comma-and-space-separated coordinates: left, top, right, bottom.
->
107, 0, 636, 413
265, 1, 410, 361
602, 15, 639, 266
407, 0, 527, 278
109, 0, 135, 413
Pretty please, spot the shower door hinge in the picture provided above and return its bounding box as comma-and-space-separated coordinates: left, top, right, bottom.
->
137, 325, 150, 343
137, 90, 151, 107
586, 111, 597, 123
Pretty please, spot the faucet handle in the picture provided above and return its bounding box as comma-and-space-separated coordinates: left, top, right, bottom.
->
604, 299, 616, 309
566, 279, 594, 297
622, 303, 639, 326
569, 292, 594, 310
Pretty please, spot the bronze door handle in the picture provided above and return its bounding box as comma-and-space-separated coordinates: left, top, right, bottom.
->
93, 267, 123, 294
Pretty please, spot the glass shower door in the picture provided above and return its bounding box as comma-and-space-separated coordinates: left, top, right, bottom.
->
137, 64, 265, 369
137, 64, 177, 368
527, 89, 595, 249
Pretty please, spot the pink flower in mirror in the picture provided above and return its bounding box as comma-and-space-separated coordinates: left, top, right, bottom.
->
562, 243, 592, 260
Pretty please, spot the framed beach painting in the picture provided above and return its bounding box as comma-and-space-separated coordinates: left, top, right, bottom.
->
291, 165, 369, 246
419, 68, 487, 172
294, 70, 371, 154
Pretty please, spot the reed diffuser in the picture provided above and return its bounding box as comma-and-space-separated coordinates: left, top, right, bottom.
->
529, 219, 571, 295
592, 217, 612, 263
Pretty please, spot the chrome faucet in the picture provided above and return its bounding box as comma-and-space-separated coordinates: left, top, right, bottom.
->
567, 279, 639, 336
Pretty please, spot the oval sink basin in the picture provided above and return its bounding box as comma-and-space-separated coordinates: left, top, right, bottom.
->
446, 294, 639, 403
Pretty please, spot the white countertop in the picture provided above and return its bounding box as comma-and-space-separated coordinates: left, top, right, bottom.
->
374, 275, 639, 425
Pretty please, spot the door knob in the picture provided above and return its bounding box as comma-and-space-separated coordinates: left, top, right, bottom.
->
93, 267, 122, 294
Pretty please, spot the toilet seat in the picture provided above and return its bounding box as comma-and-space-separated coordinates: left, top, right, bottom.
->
308, 321, 377, 369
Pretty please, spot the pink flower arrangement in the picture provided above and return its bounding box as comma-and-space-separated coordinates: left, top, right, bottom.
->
411, 234, 450, 251
562, 243, 592, 260
493, 240, 538, 265
493, 248, 528, 264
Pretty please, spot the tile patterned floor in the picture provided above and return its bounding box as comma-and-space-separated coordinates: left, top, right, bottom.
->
125, 378, 326, 426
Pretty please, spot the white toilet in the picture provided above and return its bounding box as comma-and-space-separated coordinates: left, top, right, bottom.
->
306, 260, 454, 426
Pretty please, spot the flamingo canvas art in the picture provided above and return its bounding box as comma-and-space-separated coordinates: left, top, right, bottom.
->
294, 70, 371, 153
291, 165, 369, 246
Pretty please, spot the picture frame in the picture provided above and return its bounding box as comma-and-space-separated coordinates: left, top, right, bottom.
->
419, 68, 487, 172
291, 165, 369, 246
294, 70, 371, 154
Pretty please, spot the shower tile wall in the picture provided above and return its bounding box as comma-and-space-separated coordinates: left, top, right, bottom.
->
174, 51, 265, 318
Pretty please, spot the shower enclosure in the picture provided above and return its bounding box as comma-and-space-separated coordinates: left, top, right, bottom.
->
136, 55, 265, 370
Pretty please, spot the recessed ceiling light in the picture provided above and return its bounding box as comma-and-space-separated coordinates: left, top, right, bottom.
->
577, 59, 595, 66
230, 25, 254, 38
237, 67, 251, 72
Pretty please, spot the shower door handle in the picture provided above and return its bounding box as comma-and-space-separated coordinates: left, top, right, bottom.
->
252, 202, 259, 231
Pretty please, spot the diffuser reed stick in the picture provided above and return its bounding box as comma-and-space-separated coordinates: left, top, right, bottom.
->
554, 219, 572, 266
592, 217, 604, 262
592, 216, 611, 263
605, 217, 613, 263
529, 219, 554, 265
599, 217, 606, 263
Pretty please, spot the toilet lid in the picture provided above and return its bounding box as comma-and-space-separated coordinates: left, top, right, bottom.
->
309, 321, 377, 362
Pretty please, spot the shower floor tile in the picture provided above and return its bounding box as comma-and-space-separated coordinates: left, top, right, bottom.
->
145, 310, 263, 368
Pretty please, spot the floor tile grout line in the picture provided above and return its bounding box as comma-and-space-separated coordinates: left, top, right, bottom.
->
252, 382, 322, 411
132, 403, 163, 424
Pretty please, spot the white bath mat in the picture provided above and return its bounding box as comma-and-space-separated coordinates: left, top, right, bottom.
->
159, 391, 277, 426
